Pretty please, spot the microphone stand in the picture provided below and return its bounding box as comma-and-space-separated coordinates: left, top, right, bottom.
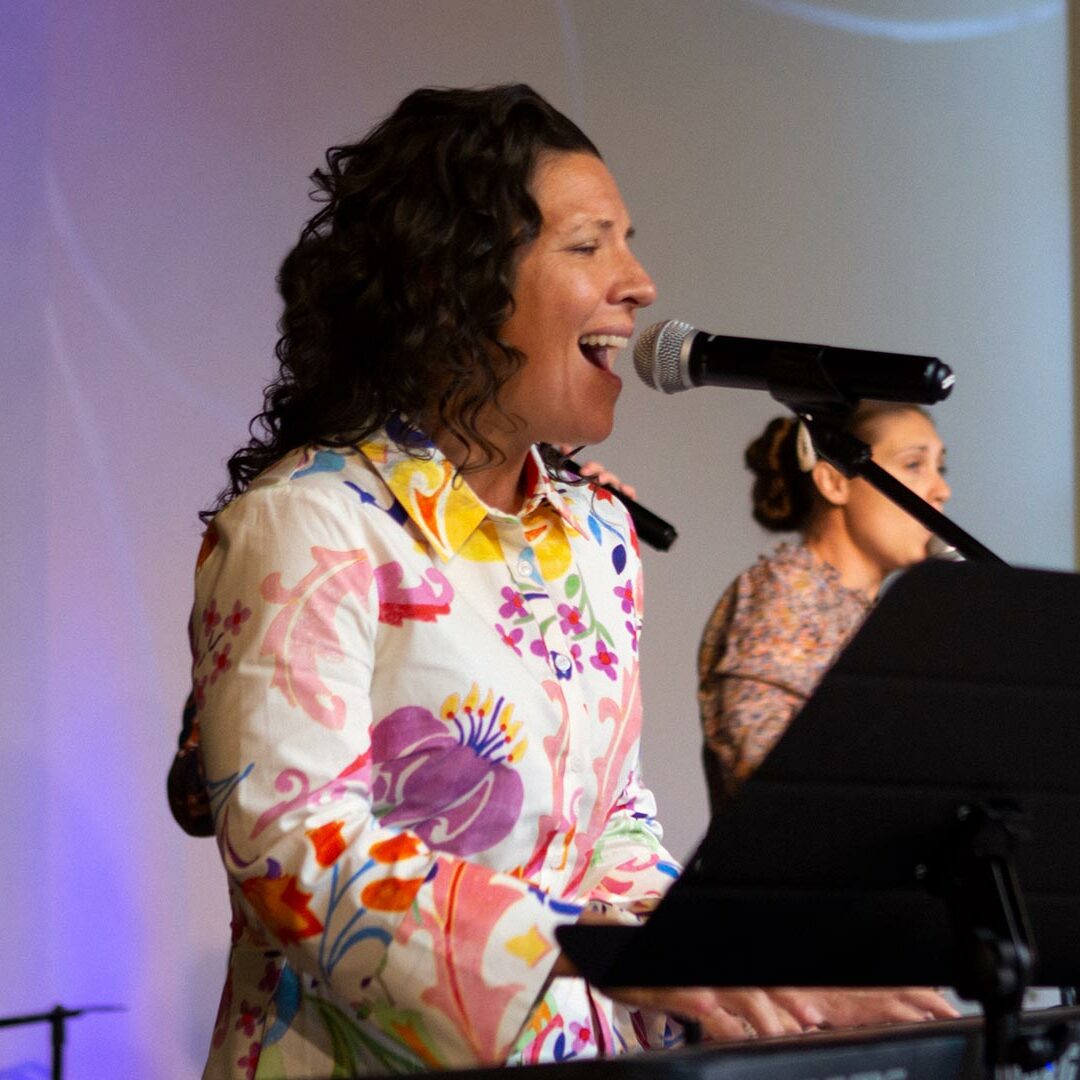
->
0, 1004, 124, 1080
795, 409, 1006, 565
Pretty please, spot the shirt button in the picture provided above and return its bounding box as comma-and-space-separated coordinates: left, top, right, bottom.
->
552, 653, 572, 678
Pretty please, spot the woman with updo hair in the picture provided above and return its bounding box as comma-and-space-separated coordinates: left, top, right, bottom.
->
698, 402, 951, 813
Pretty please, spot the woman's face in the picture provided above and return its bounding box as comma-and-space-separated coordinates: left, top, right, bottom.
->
843, 409, 952, 574
495, 151, 657, 452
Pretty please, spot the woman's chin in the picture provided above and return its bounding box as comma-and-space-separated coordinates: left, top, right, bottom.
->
554, 419, 615, 449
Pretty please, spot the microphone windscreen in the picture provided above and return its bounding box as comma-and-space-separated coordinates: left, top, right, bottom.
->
633, 319, 695, 393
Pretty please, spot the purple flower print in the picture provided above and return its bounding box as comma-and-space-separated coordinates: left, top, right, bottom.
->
625, 619, 638, 652
570, 642, 584, 672
614, 580, 634, 614
496, 623, 524, 656
223, 599, 252, 636
557, 603, 585, 637
498, 586, 527, 620
371, 691, 524, 856
530, 638, 547, 660
569, 1020, 593, 1053
590, 638, 618, 680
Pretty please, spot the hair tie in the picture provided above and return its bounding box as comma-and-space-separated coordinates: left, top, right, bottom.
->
795, 420, 818, 472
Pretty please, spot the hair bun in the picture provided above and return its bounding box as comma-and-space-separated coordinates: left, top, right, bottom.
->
744, 416, 813, 532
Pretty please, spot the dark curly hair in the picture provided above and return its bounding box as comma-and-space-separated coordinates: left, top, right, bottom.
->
746, 402, 930, 532
203, 84, 600, 520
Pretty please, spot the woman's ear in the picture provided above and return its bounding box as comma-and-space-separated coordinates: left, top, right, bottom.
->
810, 460, 850, 506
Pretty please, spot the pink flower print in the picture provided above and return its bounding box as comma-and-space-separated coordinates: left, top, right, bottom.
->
558, 603, 585, 637
530, 638, 548, 660
202, 598, 221, 636
590, 637, 618, 680
235, 1000, 263, 1038
614, 580, 634, 614
223, 599, 251, 636
569, 1020, 593, 1053
210, 643, 232, 684
499, 586, 527, 620
237, 1041, 261, 1080
570, 642, 584, 673
625, 619, 639, 652
496, 623, 524, 656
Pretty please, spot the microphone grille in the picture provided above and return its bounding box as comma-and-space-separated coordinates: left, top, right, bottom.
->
927, 536, 965, 562
633, 319, 695, 393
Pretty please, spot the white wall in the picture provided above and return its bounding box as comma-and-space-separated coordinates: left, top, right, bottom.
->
2, 1, 1070, 1075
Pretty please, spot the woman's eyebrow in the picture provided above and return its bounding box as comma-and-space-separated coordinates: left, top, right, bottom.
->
560, 218, 636, 239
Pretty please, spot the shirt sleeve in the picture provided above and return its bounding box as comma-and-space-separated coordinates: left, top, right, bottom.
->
195, 483, 580, 1070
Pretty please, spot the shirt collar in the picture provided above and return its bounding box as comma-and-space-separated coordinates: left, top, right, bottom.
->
359, 427, 590, 561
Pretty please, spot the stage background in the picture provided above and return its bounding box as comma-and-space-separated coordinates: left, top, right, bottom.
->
2, 1, 1073, 1075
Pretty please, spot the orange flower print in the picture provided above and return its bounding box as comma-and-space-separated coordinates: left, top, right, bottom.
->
369, 833, 422, 863
195, 525, 219, 572
241, 871, 323, 945
307, 820, 346, 867
361, 875, 425, 912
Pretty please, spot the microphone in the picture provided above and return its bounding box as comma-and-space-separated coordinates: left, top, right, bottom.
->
927, 536, 965, 562
634, 319, 954, 406
560, 457, 678, 552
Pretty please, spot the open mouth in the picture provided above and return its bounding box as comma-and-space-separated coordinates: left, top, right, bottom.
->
578, 333, 629, 372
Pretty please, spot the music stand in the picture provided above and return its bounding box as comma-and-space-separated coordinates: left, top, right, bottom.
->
558, 559, 1080, 1076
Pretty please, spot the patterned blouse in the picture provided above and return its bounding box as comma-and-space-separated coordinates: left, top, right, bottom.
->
697, 542, 872, 812
186, 426, 681, 1078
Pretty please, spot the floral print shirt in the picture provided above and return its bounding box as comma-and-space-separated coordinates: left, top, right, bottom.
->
188, 428, 681, 1078
697, 542, 872, 812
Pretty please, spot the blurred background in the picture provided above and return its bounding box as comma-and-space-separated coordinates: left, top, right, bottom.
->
3, 1, 1074, 1075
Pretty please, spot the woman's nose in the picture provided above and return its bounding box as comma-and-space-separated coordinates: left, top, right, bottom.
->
616, 253, 657, 309
933, 470, 952, 505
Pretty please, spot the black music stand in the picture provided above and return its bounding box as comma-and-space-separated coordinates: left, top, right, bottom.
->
558, 559, 1080, 1077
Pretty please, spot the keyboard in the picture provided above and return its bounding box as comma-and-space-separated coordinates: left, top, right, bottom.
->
430, 1005, 1080, 1080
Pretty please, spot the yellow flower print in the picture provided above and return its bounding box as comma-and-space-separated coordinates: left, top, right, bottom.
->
523, 506, 572, 580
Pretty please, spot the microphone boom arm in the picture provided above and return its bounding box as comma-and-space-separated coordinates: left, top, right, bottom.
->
799, 411, 1006, 565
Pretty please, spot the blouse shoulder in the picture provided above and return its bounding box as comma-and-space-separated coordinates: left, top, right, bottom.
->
699, 541, 867, 685
198, 446, 391, 571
